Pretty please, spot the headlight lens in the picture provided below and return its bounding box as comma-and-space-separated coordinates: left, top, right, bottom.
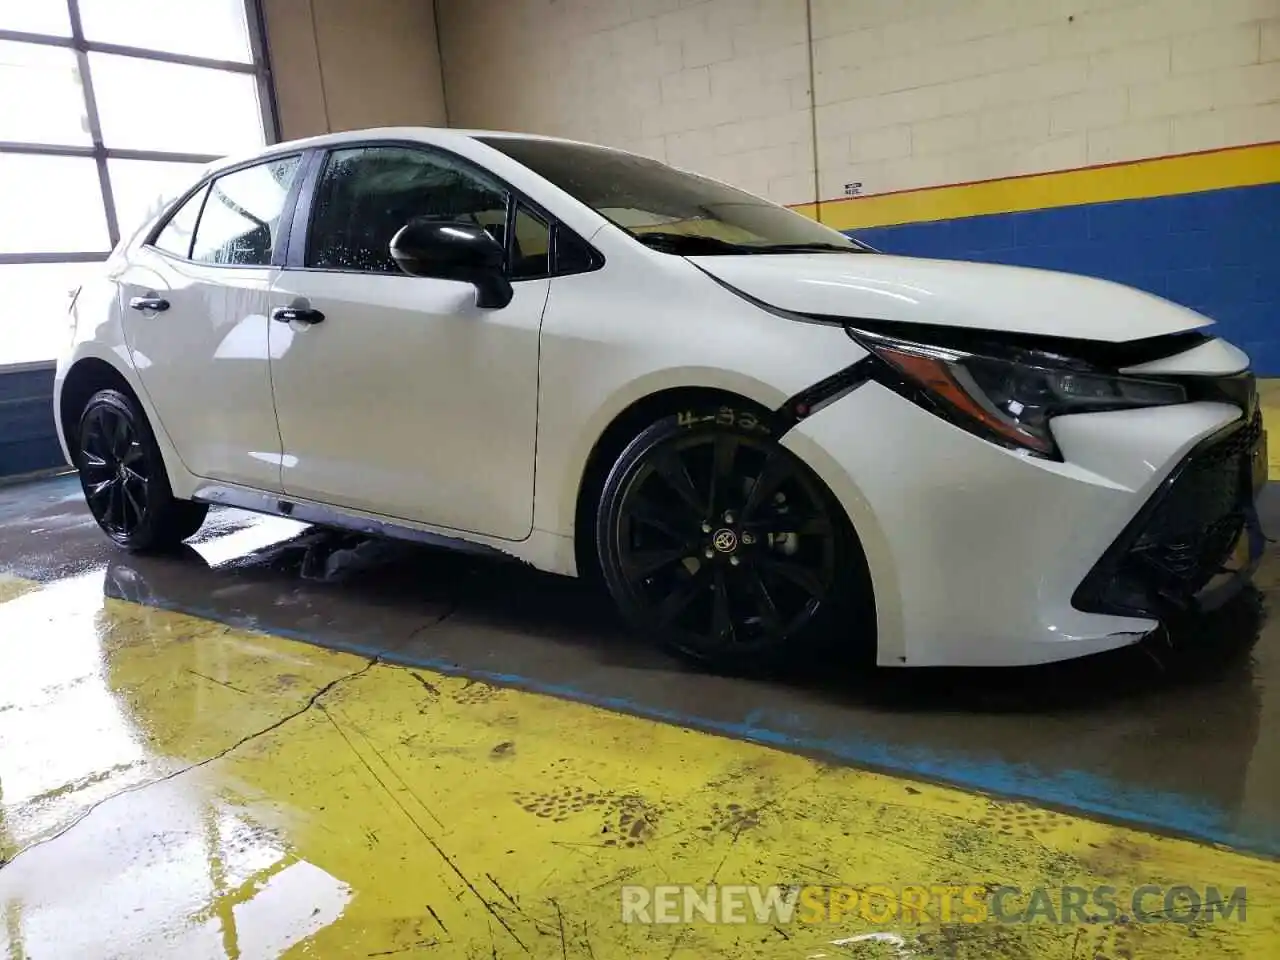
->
859, 334, 1187, 457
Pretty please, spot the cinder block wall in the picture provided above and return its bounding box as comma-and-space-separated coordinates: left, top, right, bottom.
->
436, 0, 819, 204
809, 0, 1279, 198
808, 0, 1280, 370
438, 0, 1280, 370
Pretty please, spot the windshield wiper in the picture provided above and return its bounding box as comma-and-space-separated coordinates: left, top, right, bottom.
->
635, 233, 872, 256
743, 242, 868, 254
634, 232, 748, 254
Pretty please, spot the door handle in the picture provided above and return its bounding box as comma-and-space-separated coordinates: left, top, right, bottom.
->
272, 307, 325, 325
129, 296, 169, 312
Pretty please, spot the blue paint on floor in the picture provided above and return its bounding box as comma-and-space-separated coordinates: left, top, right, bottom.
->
100, 587, 1280, 860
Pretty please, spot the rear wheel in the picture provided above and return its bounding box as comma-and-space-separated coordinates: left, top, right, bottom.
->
76, 389, 208, 551
596, 403, 867, 672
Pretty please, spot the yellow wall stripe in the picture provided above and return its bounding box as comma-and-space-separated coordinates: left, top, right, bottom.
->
795, 141, 1280, 231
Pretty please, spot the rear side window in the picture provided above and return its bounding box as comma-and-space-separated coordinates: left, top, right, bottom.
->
190, 155, 301, 266
152, 186, 207, 258
306, 145, 509, 274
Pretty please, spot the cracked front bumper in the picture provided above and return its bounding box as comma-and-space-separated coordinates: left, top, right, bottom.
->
1074, 410, 1268, 620
782, 380, 1252, 667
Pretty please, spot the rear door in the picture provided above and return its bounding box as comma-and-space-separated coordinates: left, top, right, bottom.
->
120, 154, 303, 491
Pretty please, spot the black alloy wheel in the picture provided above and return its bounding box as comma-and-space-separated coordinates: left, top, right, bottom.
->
597, 405, 864, 671
76, 389, 208, 550
80, 400, 151, 539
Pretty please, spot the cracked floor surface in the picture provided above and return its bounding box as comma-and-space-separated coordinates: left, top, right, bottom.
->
2, 576, 1280, 958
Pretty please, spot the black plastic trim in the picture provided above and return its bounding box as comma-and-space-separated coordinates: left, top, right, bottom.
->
775, 356, 876, 430
283, 148, 324, 269
840, 318, 1213, 373
1071, 407, 1261, 620
1177, 370, 1257, 416
192, 483, 518, 564
267, 148, 318, 268
551, 222, 605, 275
693, 267, 855, 327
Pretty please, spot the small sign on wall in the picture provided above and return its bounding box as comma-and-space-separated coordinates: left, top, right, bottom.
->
844, 182, 863, 197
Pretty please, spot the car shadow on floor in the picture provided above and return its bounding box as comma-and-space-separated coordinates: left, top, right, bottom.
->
104, 519, 1268, 719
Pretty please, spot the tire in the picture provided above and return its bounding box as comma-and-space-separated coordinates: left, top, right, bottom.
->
595, 401, 870, 673
75, 388, 208, 551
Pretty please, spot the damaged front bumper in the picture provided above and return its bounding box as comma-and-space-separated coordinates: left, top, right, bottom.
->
1074, 408, 1268, 620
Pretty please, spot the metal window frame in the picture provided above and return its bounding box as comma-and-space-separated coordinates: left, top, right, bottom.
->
0, 0, 279, 265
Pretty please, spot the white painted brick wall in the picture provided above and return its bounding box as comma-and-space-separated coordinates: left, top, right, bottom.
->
438, 0, 1280, 204
1050, 88, 1129, 134
1266, 19, 1280, 59
437, 0, 816, 204
812, 0, 1280, 195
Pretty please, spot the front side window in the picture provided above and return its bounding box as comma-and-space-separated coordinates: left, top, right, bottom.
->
554, 226, 596, 274
307, 146, 510, 274
478, 136, 868, 255
190, 155, 300, 266
510, 203, 550, 279
152, 185, 207, 258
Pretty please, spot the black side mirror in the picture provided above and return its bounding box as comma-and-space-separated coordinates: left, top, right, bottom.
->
389, 219, 512, 309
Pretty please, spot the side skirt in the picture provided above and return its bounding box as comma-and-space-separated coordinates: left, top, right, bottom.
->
191, 483, 529, 566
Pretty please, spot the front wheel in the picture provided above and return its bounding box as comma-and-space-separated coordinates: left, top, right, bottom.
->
595, 404, 869, 673
76, 388, 208, 551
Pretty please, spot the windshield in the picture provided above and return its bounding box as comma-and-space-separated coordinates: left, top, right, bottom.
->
478, 136, 870, 255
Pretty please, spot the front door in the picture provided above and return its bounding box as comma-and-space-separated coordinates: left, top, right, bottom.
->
267, 144, 548, 540
120, 155, 303, 491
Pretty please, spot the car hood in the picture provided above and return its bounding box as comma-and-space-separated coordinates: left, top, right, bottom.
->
689, 253, 1211, 342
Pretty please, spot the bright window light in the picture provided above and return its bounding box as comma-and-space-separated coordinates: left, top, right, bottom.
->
78, 0, 253, 62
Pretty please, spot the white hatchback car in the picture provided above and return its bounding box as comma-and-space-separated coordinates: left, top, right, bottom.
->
56, 127, 1267, 671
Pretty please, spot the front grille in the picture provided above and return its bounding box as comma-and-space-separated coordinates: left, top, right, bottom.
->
1073, 409, 1262, 617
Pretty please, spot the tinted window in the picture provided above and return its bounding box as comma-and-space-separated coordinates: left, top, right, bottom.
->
554, 226, 596, 275
307, 146, 509, 274
190, 155, 300, 265
152, 185, 207, 258
510, 203, 550, 279
479, 137, 865, 253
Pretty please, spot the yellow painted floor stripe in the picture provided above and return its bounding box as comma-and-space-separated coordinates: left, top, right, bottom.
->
1259, 380, 1280, 477
1, 577, 1278, 958
0, 575, 37, 606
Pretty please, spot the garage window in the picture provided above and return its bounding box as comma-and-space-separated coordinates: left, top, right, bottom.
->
0, 0, 276, 367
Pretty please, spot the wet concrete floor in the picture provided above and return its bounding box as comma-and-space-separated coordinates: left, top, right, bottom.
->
1, 472, 1279, 957
3, 473, 1279, 855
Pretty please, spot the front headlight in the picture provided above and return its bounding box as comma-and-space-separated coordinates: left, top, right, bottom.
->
854, 331, 1187, 457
